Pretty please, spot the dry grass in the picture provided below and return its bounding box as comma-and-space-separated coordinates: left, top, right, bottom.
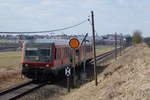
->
0, 51, 21, 68
60, 44, 150, 100
0, 51, 24, 90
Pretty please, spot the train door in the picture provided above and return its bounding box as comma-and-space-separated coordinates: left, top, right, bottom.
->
54, 47, 62, 67
61, 47, 67, 65
60, 47, 63, 65
54, 47, 58, 66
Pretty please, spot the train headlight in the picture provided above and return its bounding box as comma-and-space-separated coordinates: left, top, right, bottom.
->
46, 64, 49, 67
25, 64, 28, 67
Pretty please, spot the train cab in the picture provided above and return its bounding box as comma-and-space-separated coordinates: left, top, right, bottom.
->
22, 43, 55, 67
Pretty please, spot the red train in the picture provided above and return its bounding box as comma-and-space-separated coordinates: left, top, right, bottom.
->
21, 39, 93, 80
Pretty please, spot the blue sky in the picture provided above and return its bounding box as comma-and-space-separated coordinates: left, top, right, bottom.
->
0, 0, 150, 37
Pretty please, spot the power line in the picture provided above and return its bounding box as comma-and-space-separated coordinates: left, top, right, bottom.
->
0, 19, 89, 34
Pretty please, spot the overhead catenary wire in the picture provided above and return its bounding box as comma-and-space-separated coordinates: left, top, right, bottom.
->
0, 19, 89, 34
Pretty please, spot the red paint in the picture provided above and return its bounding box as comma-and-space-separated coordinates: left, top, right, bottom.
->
22, 62, 54, 67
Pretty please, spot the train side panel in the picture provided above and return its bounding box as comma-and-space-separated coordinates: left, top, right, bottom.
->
53, 45, 72, 69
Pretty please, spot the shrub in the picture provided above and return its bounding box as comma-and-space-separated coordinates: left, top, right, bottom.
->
132, 30, 142, 44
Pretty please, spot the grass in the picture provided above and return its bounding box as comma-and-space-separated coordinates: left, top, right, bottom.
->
0, 51, 21, 68
0, 39, 11, 43
96, 45, 114, 55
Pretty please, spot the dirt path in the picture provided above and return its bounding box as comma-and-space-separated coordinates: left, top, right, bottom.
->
58, 44, 150, 100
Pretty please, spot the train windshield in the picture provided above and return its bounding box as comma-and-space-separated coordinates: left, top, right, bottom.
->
24, 43, 52, 62
39, 49, 50, 56
26, 48, 38, 56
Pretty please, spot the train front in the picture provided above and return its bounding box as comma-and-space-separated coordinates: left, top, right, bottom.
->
21, 42, 54, 80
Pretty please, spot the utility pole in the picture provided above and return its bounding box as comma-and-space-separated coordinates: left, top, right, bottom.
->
120, 33, 122, 55
73, 49, 76, 88
123, 36, 126, 50
115, 32, 117, 60
121, 34, 124, 54
91, 11, 98, 86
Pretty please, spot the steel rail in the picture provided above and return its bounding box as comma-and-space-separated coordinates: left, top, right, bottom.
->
9, 82, 47, 100
0, 80, 33, 96
90, 47, 122, 63
0, 80, 48, 100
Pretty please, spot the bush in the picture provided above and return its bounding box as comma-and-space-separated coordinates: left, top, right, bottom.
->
132, 30, 142, 44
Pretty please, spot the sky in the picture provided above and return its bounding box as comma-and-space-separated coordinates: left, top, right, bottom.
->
0, 0, 150, 37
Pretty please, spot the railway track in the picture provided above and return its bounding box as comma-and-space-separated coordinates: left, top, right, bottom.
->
0, 80, 48, 100
90, 47, 122, 63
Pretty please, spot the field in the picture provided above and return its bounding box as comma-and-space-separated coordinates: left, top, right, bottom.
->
0, 51, 24, 89
0, 39, 17, 43
96, 45, 114, 55
0, 51, 21, 68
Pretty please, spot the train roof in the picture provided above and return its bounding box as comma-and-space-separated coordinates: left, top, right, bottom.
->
24, 38, 92, 46
24, 39, 68, 44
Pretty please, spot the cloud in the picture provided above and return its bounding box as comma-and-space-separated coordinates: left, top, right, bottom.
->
0, 0, 150, 36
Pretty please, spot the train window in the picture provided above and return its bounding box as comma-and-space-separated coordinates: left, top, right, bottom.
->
63, 48, 65, 57
86, 46, 91, 52
57, 48, 59, 59
39, 49, 51, 56
90, 46, 92, 51
68, 48, 70, 56
70, 48, 71, 55
65, 48, 67, 57
60, 48, 62, 58
64, 47, 66, 57
26, 50, 37, 56
58, 48, 61, 59
64, 48, 66, 57
67, 47, 70, 57
66, 47, 68, 57
55, 48, 57, 60
76, 49, 80, 56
